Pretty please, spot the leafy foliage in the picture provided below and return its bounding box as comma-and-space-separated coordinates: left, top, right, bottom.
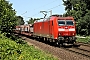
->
63, 0, 90, 36
77, 37, 90, 43
16, 16, 25, 25
0, 0, 17, 35
0, 33, 57, 60
27, 18, 40, 24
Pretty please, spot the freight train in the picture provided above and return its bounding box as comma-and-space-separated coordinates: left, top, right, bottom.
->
15, 15, 77, 46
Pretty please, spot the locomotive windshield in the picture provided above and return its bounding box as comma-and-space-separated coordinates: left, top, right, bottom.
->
58, 20, 74, 26
58, 20, 65, 26
66, 20, 74, 25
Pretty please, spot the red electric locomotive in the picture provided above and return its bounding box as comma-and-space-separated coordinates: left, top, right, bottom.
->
15, 14, 77, 46
34, 15, 76, 46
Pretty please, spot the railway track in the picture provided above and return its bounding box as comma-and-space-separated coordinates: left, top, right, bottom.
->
30, 37, 90, 58
15, 33, 90, 59
63, 46, 90, 58
78, 42, 90, 47
62, 42, 90, 58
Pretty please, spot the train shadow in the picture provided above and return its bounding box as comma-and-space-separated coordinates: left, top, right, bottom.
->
14, 34, 79, 48
26, 36, 80, 48
28, 37, 75, 48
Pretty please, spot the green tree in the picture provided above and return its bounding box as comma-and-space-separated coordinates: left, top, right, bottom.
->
0, 0, 17, 36
27, 18, 34, 24
63, 0, 90, 35
27, 18, 40, 24
16, 16, 25, 25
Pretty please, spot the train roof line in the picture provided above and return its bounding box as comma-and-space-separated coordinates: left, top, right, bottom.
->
34, 14, 74, 23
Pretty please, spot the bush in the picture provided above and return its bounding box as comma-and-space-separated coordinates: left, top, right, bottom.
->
76, 37, 90, 43
0, 33, 57, 60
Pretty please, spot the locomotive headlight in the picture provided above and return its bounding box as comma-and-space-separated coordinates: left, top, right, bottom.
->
59, 33, 61, 35
69, 29, 75, 31
72, 33, 75, 35
58, 28, 65, 31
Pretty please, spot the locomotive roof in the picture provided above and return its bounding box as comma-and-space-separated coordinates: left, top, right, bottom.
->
34, 18, 48, 23
57, 17, 74, 20
51, 15, 74, 20
34, 15, 74, 23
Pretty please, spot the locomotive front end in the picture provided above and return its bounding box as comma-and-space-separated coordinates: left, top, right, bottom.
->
57, 18, 76, 45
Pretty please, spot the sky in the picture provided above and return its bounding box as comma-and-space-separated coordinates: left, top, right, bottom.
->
8, 0, 66, 24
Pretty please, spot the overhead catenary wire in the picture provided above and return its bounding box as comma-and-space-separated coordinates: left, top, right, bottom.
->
23, 0, 60, 18
48, 4, 61, 10
23, 0, 63, 18
23, 4, 63, 19
30, 0, 58, 11
30, 4, 62, 17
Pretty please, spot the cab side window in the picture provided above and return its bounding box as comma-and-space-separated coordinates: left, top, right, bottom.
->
52, 21, 53, 26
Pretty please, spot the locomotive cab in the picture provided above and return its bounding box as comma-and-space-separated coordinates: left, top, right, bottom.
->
49, 15, 76, 46
33, 14, 77, 46
56, 17, 76, 45
58, 20, 76, 43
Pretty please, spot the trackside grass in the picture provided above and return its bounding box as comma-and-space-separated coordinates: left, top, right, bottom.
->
0, 33, 58, 60
76, 36, 90, 43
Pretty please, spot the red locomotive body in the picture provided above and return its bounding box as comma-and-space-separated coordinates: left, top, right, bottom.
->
15, 15, 76, 46
34, 15, 76, 45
